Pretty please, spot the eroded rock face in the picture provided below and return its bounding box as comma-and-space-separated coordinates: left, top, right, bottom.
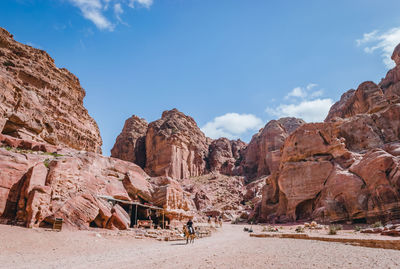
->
325, 82, 388, 121
241, 117, 304, 181
208, 138, 246, 175
0, 28, 102, 153
0, 134, 197, 229
145, 109, 209, 179
112, 110, 248, 179
181, 173, 247, 220
257, 44, 400, 223
111, 116, 148, 168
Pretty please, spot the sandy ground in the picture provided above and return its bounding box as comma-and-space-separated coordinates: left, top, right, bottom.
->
0, 223, 399, 269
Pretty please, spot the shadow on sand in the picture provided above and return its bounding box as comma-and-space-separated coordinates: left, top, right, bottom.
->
169, 242, 188, 246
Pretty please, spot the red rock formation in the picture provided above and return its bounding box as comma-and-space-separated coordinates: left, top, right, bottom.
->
0, 134, 197, 229
0, 28, 102, 153
325, 81, 388, 121
106, 204, 131, 230
208, 138, 246, 175
111, 116, 148, 167
150, 176, 196, 223
145, 109, 209, 179
241, 117, 304, 181
256, 44, 400, 223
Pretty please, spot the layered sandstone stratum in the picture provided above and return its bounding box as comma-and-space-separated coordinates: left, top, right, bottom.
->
0, 28, 102, 153
1, 26, 400, 230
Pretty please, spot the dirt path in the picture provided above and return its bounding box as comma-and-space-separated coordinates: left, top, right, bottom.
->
0, 224, 399, 269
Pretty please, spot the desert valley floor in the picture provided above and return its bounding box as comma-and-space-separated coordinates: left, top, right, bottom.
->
0, 224, 399, 269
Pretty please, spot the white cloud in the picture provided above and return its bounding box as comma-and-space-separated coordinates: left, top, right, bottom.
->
129, 0, 153, 8
357, 27, 400, 68
306, 83, 317, 91
266, 98, 333, 123
114, 3, 123, 22
310, 89, 323, 98
267, 83, 332, 122
201, 113, 264, 139
284, 83, 322, 100
69, 0, 153, 31
285, 87, 307, 99
69, 0, 113, 30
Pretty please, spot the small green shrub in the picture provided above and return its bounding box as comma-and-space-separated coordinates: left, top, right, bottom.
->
328, 225, 341, 235
295, 226, 304, 233
43, 152, 63, 157
231, 217, 240, 224
43, 158, 50, 168
371, 221, 383, 228
354, 225, 362, 232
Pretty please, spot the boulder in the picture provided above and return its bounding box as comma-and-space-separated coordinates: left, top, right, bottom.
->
25, 186, 51, 228
106, 204, 130, 230
123, 170, 153, 202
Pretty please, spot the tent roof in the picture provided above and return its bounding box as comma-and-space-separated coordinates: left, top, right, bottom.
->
97, 195, 164, 210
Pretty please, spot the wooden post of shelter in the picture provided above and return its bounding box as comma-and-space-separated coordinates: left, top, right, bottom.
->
135, 204, 138, 227
162, 210, 165, 229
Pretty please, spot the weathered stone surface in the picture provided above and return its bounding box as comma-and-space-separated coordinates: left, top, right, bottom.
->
278, 161, 333, 220
0, 28, 102, 153
181, 173, 247, 220
0, 136, 201, 229
25, 186, 51, 228
53, 193, 101, 230
106, 204, 130, 230
208, 138, 246, 175
111, 115, 148, 167
0, 146, 46, 218
16, 163, 48, 224
313, 166, 366, 223
145, 109, 209, 179
123, 170, 153, 202
241, 117, 304, 180
325, 81, 388, 121
256, 43, 400, 223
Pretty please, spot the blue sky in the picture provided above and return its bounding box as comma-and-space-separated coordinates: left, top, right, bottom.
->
1, 0, 400, 155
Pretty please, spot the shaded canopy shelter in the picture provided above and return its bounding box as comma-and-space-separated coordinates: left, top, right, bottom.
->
97, 195, 166, 229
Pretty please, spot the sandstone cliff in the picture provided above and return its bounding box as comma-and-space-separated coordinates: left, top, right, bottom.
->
0, 134, 196, 230
0, 28, 102, 153
256, 44, 400, 224
145, 109, 210, 179
240, 117, 305, 181
111, 115, 148, 167
208, 138, 246, 175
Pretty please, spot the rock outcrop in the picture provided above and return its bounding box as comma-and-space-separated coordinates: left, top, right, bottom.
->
181, 173, 247, 220
4, 26, 400, 229
208, 138, 246, 175
145, 109, 209, 179
0, 27, 102, 153
240, 117, 305, 181
111, 116, 148, 168
0, 134, 196, 230
256, 44, 400, 224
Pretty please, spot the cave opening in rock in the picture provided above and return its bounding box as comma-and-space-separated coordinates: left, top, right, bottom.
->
352, 217, 367, 224
295, 199, 315, 221
1, 119, 19, 137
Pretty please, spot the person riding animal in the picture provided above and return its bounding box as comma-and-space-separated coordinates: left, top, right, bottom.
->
187, 218, 195, 235
183, 218, 196, 244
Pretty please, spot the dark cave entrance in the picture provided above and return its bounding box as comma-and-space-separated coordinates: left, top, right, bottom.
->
295, 199, 315, 221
